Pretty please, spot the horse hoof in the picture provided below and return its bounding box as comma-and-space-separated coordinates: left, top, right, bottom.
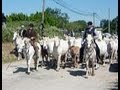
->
26, 72, 30, 75
91, 73, 95, 76
95, 68, 98, 70
62, 66, 65, 69
35, 69, 38, 72
102, 64, 105, 67
95, 66, 99, 70
71, 67, 74, 69
56, 68, 60, 72
35, 67, 38, 70
84, 76, 88, 79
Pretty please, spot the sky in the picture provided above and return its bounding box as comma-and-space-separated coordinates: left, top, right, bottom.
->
2, 0, 118, 26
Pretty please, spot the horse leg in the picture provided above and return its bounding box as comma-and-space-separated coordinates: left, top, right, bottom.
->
91, 60, 95, 76
113, 50, 116, 61
18, 53, 21, 60
110, 51, 113, 64
34, 58, 37, 70
41, 55, 45, 67
102, 54, 107, 67
56, 55, 61, 71
36, 58, 39, 71
112, 50, 115, 64
22, 50, 26, 60
95, 57, 99, 70
34, 56, 39, 71
73, 56, 76, 68
45, 54, 49, 66
26, 58, 31, 74
115, 50, 118, 61
85, 60, 89, 78
75, 55, 79, 68
63, 53, 68, 69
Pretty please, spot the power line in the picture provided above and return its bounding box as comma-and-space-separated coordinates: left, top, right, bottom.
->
96, 15, 101, 21
96, 13, 103, 20
53, 0, 92, 16
53, 0, 103, 26
58, 0, 93, 15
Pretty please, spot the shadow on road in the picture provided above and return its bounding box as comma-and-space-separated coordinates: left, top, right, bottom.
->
13, 67, 35, 73
107, 81, 118, 90
43, 62, 74, 71
67, 70, 86, 77
109, 63, 118, 72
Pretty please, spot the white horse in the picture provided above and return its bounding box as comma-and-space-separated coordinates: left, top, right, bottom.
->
107, 36, 118, 64
84, 34, 97, 78
96, 39, 108, 66
19, 38, 42, 74
12, 31, 24, 60
13, 32, 42, 74
53, 38, 69, 71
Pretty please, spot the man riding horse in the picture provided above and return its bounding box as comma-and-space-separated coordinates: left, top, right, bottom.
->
18, 25, 27, 38
80, 21, 100, 64
24, 23, 39, 59
11, 23, 39, 60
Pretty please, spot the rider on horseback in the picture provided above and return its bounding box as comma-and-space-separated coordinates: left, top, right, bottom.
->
80, 21, 100, 63
10, 25, 26, 57
19, 25, 27, 38
24, 23, 39, 59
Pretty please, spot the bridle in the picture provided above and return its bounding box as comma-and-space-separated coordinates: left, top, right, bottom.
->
83, 37, 96, 62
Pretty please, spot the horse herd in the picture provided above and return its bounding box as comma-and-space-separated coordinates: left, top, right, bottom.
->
12, 30, 118, 78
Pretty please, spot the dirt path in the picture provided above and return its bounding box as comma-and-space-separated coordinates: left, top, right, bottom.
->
2, 60, 118, 90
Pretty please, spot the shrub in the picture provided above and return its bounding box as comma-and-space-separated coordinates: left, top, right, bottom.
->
43, 26, 64, 39
2, 28, 14, 42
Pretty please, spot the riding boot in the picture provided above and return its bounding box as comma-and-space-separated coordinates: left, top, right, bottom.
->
79, 47, 83, 63
95, 42, 100, 63
80, 43, 85, 63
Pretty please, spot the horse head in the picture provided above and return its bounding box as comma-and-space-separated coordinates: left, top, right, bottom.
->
13, 31, 19, 41
85, 34, 94, 49
23, 38, 31, 48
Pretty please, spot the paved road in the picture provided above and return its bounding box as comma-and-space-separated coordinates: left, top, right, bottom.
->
2, 60, 118, 90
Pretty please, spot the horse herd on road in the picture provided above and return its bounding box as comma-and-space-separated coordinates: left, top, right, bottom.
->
12, 30, 118, 78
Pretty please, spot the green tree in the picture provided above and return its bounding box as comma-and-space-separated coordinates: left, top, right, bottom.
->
100, 16, 118, 34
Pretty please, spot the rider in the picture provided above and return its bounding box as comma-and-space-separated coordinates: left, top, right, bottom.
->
24, 23, 39, 59
70, 30, 75, 37
19, 25, 27, 38
10, 25, 26, 56
80, 21, 100, 63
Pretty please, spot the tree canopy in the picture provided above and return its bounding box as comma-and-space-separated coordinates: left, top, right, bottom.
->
6, 7, 87, 32
100, 16, 118, 34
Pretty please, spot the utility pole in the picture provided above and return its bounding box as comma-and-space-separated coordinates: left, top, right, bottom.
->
108, 8, 110, 33
42, 0, 45, 24
93, 13, 96, 26
40, 0, 45, 37
116, 21, 117, 34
